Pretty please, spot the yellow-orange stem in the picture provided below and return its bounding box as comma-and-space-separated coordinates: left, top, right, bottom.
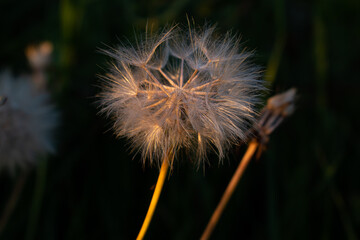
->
200, 141, 259, 240
136, 158, 170, 240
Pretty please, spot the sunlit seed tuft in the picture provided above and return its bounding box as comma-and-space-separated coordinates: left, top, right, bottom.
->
99, 25, 265, 166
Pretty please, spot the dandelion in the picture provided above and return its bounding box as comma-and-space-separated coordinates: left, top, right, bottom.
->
99, 24, 264, 239
0, 71, 57, 173
100, 25, 263, 165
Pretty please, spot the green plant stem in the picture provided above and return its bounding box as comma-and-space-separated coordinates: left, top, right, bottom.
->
265, 0, 286, 85
25, 158, 47, 240
0, 171, 28, 235
331, 188, 358, 240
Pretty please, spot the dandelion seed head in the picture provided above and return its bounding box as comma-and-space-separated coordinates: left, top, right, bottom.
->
0, 71, 57, 173
100, 25, 264, 166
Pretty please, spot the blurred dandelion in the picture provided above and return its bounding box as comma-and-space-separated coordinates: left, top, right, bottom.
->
0, 71, 57, 173
0, 42, 56, 237
0, 70, 57, 235
99, 24, 264, 239
25, 41, 53, 91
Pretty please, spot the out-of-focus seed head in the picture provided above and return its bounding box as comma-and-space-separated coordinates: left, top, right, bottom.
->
99, 25, 264, 166
0, 71, 57, 173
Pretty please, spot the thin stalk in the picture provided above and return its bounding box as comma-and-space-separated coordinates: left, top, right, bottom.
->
142, 67, 170, 96
136, 155, 171, 240
159, 69, 178, 88
179, 58, 184, 87
200, 141, 258, 240
25, 158, 47, 240
331, 188, 358, 240
0, 171, 28, 235
265, 0, 286, 85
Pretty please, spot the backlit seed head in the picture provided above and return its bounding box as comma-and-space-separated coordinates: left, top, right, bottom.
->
99, 25, 264, 166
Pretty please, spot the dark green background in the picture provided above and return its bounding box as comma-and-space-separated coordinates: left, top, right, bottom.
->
0, 0, 359, 239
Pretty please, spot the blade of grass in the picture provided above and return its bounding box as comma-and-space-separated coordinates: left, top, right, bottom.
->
25, 158, 47, 240
0, 171, 28, 235
265, 0, 286, 85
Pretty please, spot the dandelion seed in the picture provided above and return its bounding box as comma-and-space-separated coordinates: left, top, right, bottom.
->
0, 71, 57, 174
99, 25, 264, 167
99, 23, 265, 240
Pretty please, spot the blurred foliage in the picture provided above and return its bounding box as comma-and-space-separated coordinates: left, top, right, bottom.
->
0, 0, 360, 239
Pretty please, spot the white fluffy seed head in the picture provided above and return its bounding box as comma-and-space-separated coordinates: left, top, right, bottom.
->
0, 71, 57, 174
100, 25, 264, 167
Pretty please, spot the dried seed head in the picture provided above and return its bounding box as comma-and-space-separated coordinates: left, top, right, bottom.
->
250, 88, 297, 158
0, 71, 57, 173
99, 25, 264, 166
